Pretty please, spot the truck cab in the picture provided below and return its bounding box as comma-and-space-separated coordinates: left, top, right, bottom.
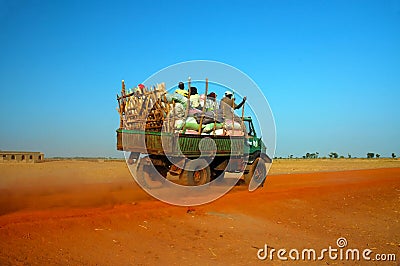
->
242, 117, 271, 186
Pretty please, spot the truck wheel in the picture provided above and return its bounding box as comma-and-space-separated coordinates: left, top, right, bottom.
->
244, 158, 267, 186
127, 152, 139, 165
137, 159, 163, 189
180, 159, 211, 186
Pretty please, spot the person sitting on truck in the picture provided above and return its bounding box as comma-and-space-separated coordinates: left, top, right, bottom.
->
204, 92, 218, 111
175, 82, 188, 97
189, 86, 201, 109
220, 90, 246, 114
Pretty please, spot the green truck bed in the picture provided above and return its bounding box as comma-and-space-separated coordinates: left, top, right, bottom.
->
116, 129, 246, 157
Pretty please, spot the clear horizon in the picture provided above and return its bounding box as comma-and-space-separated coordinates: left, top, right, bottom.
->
0, 0, 399, 158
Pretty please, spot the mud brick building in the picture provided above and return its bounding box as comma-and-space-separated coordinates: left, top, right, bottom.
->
0, 151, 44, 163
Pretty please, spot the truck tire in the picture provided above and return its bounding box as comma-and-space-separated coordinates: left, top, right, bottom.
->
137, 159, 163, 189
180, 159, 211, 186
127, 152, 139, 165
244, 157, 267, 186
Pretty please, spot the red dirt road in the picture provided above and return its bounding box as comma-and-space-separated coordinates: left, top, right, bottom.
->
0, 165, 399, 265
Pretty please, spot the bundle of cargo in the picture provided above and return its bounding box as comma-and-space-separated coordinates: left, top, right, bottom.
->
117, 81, 173, 132
173, 111, 244, 136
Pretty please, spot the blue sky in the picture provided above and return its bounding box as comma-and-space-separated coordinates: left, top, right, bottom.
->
0, 0, 399, 158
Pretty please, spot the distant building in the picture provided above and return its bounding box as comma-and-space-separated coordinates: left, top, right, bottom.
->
0, 151, 44, 163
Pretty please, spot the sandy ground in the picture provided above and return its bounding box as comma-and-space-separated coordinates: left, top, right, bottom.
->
0, 159, 399, 265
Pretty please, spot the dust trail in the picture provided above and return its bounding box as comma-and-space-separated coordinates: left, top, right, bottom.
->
0, 182, 152, 215
0, 161, 152, 215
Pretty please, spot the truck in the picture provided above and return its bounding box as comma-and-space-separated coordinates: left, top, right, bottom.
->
116, 80, 271, 188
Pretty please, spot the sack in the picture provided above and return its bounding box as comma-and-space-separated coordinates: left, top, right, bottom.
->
175, 119, 184, 129
173, 102, 185, 119
193, 112, 213, 124
215, 109, 225, 123
226, 130, 244, 136
214, 129, 225, 136
202, 123, 222, 133
184, 117, 199, 130
185, 129, 199, 135
188, 108, 202, 116
166, 93, 187, 107
193, 111, 223, 124
224, 119, 242, 130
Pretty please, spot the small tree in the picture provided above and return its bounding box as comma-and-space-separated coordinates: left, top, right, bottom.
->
367, 152, 374, 158
348, 153, 351, 158
329, 152, 338, 158
376, 154, 380, 158
392, 153, 396, 159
